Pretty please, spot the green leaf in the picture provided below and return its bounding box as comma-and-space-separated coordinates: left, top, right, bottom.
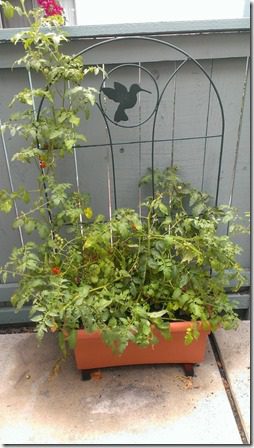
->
79, 285, 91, 298
0, 198, 13, 213
37, 223, 49, 239
2, 271, 8, 283
192, 202, 205, 216
49, 129, 63, 140
148, 310, 168, 318
182, 252, 195, 263
190, 303, 203, 317
202, 320, 210, 331
24, 220, 35, 234
184, 330, 193, 345
45, 317, 54, 327
14, 5, 23, 16
189, 192, 199, 207
98, 298, 112, 310
172, 288, 182, 299
91, 275, 98, 284
179, 275, 188, 288
134, 306, 148, 318
159, 203, 168, 215
22, 190, 30, 204
158, 327, 171, 340
179, 293, 190, 306
12, 218, 24, 229
58, 111, 69, 123
101, 310, 109, 321
164, 235, 174, 246
69, 115, 80, 126
65, 139, 76, 150
192, 327, 200, 340
52, 34, 63, 46
30, 314, 43, 322
147, 258, 158, 269
108, 317, 117, 328
2, 1, 14, 19
142, 321, 151, 335
67, 329, 77, 349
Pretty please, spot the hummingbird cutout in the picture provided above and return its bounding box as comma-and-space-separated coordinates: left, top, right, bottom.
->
101, 81, 151, 123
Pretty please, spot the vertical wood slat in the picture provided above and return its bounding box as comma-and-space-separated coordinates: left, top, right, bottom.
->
228, 59, 250, 269
201, 60, 213, 191
171, 62, 177, 167
202, 58, 248, 198
0, 119, 24, 247
101, 63, 114, 224
228, 57, 250, 209
226, 56, 250, 266
66, 79, 84, 234
169, 59, 218, 191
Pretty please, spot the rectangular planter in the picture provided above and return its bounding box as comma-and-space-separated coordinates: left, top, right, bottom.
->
74, 321, 210, 370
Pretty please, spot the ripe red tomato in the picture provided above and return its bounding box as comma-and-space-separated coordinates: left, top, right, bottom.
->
39, 160, 47, 169
51, 266, 61, 275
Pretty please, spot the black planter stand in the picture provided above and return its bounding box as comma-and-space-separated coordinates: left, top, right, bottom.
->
81, 363, 195, 381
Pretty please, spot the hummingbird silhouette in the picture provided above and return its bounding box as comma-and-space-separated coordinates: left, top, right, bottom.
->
101, 81, 151, 123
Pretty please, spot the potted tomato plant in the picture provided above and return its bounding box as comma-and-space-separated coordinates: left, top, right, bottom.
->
72, 166, 247, 377
0, 0, 248, 378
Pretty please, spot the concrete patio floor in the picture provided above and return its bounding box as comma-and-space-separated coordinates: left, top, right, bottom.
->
0, 321, 250, 445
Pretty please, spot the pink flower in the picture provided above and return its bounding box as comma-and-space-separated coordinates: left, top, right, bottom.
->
37, 0, 64, 17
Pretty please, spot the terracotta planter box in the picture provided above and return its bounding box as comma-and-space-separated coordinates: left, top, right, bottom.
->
74, 321, 210, 376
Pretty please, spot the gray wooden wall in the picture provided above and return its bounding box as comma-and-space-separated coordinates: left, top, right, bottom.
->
0, 19, 250, 323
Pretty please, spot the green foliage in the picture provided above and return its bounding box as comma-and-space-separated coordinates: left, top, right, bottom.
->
0, 187, 30, 213
1, 0, 100, 164
1, 164, 248, 356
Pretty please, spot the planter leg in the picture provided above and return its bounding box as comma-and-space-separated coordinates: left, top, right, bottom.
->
182, 363, 194, 377
81, 370, 92, 381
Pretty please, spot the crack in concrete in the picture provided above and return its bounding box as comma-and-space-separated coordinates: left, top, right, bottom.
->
209, 333, 249, 445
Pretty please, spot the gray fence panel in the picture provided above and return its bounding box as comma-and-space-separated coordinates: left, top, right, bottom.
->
0, 24, 250, 323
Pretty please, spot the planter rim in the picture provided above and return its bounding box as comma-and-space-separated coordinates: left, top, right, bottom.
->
74, 320, 210, 370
